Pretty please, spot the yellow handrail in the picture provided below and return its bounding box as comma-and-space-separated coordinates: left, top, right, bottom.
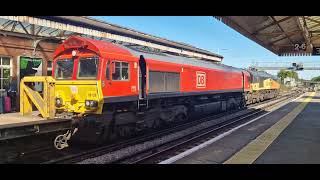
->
20, 76, 56, 119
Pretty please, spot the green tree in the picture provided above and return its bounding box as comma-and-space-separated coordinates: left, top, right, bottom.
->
277, 70, 287, 81
311, 76, 320, 82
277, 70, 299, 81
287, 71, 298, 80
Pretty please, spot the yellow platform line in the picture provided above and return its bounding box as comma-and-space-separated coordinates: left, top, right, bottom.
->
224, 92, 316, 164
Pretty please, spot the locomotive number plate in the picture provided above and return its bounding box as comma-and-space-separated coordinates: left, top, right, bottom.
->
196, 71, 206, 88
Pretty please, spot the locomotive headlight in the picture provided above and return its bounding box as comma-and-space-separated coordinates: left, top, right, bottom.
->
72, 50, 77, 56
55, 98, 63, 107
85, 100, 98, 108
85, 100, 90, 107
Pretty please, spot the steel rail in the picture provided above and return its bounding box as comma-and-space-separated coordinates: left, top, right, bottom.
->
41, 91, 300, 164
118, 91, 302, 164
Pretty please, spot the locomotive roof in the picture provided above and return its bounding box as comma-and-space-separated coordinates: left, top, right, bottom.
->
54, 36, 243, 73
53, 36, 133, 59
246, 70, 278, 80
118, 44, 243, 73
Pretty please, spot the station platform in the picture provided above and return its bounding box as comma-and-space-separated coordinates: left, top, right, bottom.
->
173, 92, 320, 164
0, 112, 44, 127
0, 112, 72, 141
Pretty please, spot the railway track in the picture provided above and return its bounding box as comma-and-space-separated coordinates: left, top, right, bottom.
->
10, 106, 242, 164
2, 90, 302, 164
116, 96, 300, 164
34, 90, 302, 164
119, 96, 295, 164
120, 110, 265, 164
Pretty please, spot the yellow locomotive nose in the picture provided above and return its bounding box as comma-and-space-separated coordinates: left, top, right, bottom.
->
54, 80, 104, 115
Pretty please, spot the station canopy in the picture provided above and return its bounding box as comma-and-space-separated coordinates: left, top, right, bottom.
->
215, 16, 320, 56
0, 16, 223, 62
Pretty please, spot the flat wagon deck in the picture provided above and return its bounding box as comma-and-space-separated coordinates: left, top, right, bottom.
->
0, 112, 72, 141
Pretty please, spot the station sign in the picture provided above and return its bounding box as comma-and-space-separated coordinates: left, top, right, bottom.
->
312, 47, 320, 56
294, 43, 306, 51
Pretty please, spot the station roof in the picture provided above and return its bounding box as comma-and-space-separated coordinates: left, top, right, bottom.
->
214, 16, 320, 56
0, 16, 222, 62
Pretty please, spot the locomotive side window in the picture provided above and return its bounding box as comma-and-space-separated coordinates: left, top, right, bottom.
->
78, 56, 99, 79
112, 61, 129, 81
113, 62, 121, 80
122, 62, 129, 80
55, 59, 74, 79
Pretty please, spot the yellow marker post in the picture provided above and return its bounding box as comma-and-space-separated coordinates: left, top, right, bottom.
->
224, 92, 315, 164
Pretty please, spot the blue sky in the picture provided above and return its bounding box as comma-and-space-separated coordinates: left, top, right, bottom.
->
92, 16, 320, 80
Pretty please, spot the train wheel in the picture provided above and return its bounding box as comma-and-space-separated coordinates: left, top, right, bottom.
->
152, 118, 162, 129
176, 113, 188, 122
240, 98, 246, 109
256, 95, 260, 102
97, 126, 113, 143
116, 125, 135, 138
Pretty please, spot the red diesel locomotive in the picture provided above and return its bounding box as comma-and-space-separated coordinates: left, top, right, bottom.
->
52, 36, 254, 140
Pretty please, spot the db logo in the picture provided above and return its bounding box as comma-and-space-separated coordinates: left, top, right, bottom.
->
196, 71, 206, 88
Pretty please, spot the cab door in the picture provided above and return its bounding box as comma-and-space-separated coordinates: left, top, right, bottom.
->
102, 58, 139, 103
139, 56, 147, 99
102, 59, 112, 96
109, 59, 133, 96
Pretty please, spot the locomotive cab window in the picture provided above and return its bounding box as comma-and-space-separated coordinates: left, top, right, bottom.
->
55, 59, 74, 80
78, 56, 99, 79
112, 61, 129, 81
